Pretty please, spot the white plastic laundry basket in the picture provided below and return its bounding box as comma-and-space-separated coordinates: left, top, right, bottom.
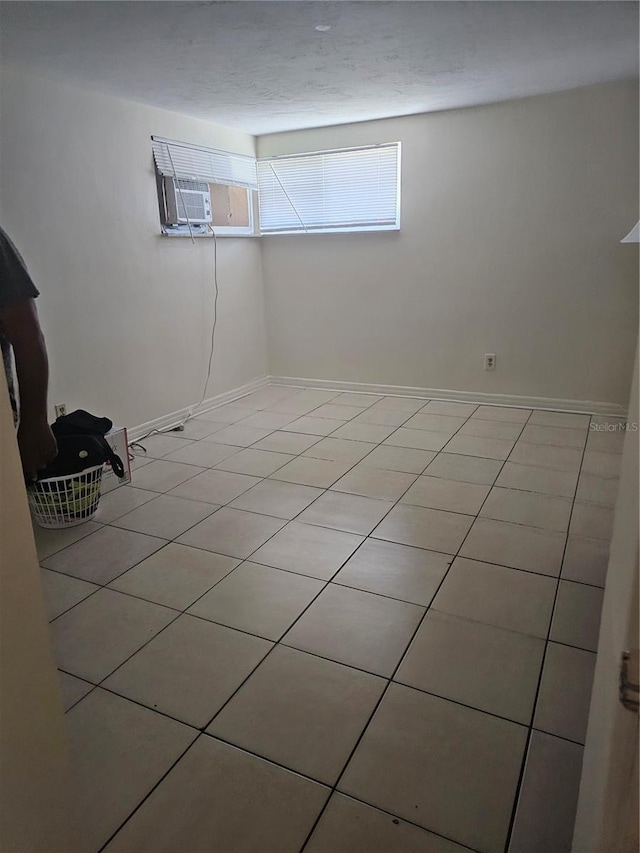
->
28, 464, 104, 529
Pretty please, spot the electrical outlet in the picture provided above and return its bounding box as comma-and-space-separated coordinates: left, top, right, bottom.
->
54, 403, 67, 418
484, 353, 496, 371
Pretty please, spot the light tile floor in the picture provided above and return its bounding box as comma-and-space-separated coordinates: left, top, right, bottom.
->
35, 384, 623, 853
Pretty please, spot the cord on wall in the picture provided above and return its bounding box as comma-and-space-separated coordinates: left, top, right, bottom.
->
128, 190, 219, 449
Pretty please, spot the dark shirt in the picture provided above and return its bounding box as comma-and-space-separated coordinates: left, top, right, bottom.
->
0, 227, 39, 419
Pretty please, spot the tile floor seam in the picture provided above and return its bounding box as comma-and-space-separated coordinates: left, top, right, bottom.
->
95, 730, 203, 853
501, 408, 594, 853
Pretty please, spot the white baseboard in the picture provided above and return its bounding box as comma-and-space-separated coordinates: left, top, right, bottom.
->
128, 376, 270, 442
268, 375, 628, 417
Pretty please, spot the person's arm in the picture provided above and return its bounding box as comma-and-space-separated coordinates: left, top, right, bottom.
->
0, 298, 57, 480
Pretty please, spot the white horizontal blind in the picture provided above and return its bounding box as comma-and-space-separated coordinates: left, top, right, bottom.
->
257, 143, 400, 234
151, 136, 258, 189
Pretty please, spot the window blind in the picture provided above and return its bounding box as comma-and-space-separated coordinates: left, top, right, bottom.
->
151, 136, 258, 190
257, 143, 400, 234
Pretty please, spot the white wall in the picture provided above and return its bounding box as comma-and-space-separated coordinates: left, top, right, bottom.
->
258, 82, 639, 407
0, 68, 268, 428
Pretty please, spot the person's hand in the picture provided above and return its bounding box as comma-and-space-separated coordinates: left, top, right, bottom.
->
17, 418, 58, 481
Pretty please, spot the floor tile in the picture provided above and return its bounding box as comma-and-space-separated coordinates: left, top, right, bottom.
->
331, 392, 383, 406
470, 405, 531, 423
237, 410, 298, 430
58, 671, 94, 711
134, 434, 194, 459
310, 403, 365, 420
283, 584, 424, 677
163, 440, 241, 467
68, 689, 196, 853
508, 731, 583, 853
305, 793, 468, 853
51, 588, 178, 682
41, 569, 98, 620
111, 495, 218, 539
534, 642, 596, 743
575, 473, 619, 507
339, 683, 527, 853
460, 517, 566, 576
361, 445, 436, 474
282, 415, 344, 436
167, 469, 261, 504
230, 479, 323, 519
177, 508, 286, 559
384, 428, 450, 451
270, 397, 332, 416
569, 501, 614, 541
207, 424, 274, 447
42, 526, 167, 585
457, 419, 523, 440
581, 449, 622, 479
333, 538, 451, 606
298, 491, 393, 535
108, 543, 239, 610
508, 442, 582, 473
209, 646, 386, 784
188, 562, 324, 640
401, 476, 490, 515
104, 736, 329, 853
240, 386, 299, 407
176, 417, 230, 439
396, 611, 544, 724
421, 400, 478, 417
198, 403, 258, 423
128, 454, 153, 472
561, 536, 609, 587
495, 462, 578, 498
214, 448, 294, 477
303, 437, 377, 464
252, 430, 321, 454
402, 413, 467, 433
251, 521, 364, 580
519, 425, 586, 449
528, 410, 591, 429
104, 614, 272, 727
270, 456, 352, 488
589, 414, 627, 428
33, 520, 102, 561
432, 557, 556, 638
550, 580, 604, 651
376, 396, 425, 412
353, 408, 411, 427
480, 487, 572, 532
95, 486, 158, 524
330, 421, 397, 443
373, 504, 473, 554
423, 452, 502, 485
441, 434, 515, 460
331, 465, 417, 501
128, 459, 204, 493
585, 429, 625, 454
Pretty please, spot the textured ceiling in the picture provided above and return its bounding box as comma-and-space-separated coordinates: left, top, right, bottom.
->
0, 1, 637, 135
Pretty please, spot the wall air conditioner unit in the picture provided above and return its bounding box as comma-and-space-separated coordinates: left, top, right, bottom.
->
164, 177, 212, 225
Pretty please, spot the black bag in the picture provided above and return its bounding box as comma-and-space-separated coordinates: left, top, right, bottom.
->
39, 409, 125, 479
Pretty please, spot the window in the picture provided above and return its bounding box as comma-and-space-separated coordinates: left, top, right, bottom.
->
152, 136, 258, 236
257, 143, 401, 235
151, 138, 402, 237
